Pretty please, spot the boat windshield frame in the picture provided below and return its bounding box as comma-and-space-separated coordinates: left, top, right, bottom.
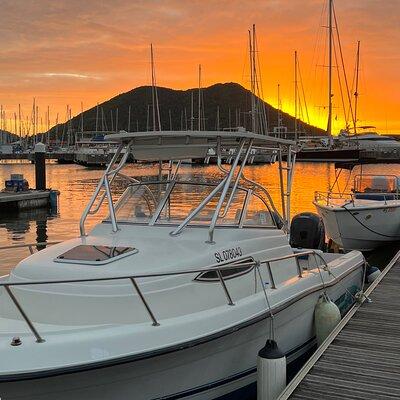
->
314, 170, 400, 206
107, 179, 279, 230
353, 174, 399, 195
79, 131, 297, 242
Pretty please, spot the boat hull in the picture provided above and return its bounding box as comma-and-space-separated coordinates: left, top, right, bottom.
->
315, 202, 400, 251
295, 148, 360, 162
0, 269, 362, 400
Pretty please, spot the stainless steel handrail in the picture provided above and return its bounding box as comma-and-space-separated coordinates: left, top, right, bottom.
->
5, 285, 45, 343
219, 139, 254, 218
314, 190, 354, 206
170, 177, 228, 236
79, 144, 124, 236
0, 241, 60, 255
0, 250, 325, 343
79, 142, 134, 236
208, 138, 246, 243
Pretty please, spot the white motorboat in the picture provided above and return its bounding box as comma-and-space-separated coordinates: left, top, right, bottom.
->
0, 130, 365, 399
314, 172, 400, 251
74, 132, 118, 167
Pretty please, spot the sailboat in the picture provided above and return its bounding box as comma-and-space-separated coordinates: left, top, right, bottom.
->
296, 0, 362, 162
336, 41, 400, 162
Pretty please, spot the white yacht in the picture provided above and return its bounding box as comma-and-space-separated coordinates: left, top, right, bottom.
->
0, 131, 365, 399
74, 132, 117, 167
338, 130, 400, 151
314, 172, 400, 251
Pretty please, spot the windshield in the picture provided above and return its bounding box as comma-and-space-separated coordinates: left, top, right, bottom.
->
354, 175, 399, 194
113, 181, 276, 228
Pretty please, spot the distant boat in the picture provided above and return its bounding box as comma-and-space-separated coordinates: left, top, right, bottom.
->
74, 131, 116, 167
314, 170, 400, 251
338, 130, 400, 151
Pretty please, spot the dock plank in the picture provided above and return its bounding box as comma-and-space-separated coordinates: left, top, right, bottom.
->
288, 257, 400, 400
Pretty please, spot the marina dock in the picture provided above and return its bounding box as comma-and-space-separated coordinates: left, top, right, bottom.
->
279, 251, 400, 400
0, 151, 74, 163
0, 190, 54, 211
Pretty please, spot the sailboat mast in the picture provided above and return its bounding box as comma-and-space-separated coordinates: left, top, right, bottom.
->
294, 51, 298, 140
190, 91, 194, 131
354, 40, 360, 134
49, 108, 51, 143
80, 102, 84, 134
248, 30, 256, 133
252, 24, 258, 134
327, 0, 333, 143
150, 44, 156, 132
95, 103, 99, 131
0, 104, 3, 145
198, 64, 201, 131
18, 104, 22, 143
277, 83, 282, 131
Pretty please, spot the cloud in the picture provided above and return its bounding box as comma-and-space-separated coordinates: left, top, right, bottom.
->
33, 73, 102, 80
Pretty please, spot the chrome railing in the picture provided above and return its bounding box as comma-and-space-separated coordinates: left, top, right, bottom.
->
0, 246, 327, 343
315, 189, 400, 207
79, 142, 132, 236
314, 191, 354, 206
0, 241, 60, 255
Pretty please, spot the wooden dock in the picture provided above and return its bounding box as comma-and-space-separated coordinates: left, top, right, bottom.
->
0, 152, 74, 163
279, 250, 400, 400
0, 190, 52, 211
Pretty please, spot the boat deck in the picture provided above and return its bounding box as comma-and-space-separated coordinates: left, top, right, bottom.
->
279, 250, 400, 400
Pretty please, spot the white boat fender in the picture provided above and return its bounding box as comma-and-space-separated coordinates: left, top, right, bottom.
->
257, 339, 286, 400
366, 265, 380, 283
314, 293, 341, 346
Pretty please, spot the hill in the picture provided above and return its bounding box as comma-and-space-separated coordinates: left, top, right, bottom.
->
0, 130, 18, 145
48, 83, 325, 139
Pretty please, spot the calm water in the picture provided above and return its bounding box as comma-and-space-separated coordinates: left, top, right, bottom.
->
0, 161, 399, 274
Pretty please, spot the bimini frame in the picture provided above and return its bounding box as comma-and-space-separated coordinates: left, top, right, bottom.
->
79, 131, 297, 241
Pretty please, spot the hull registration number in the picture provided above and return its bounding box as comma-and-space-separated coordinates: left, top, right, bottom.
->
215, 247, 243, 263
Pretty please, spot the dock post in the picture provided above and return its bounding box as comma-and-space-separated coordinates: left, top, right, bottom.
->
34, 142, 46, 190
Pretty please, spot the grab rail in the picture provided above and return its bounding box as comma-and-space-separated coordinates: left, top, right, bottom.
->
0, 250, 327, 343
79, 142, 133, 236
315, 188, 400, 207
0, 241, 60, 255
314, 191, 354, 206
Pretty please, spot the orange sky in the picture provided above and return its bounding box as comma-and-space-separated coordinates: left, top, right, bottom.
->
0, 0, 399, 134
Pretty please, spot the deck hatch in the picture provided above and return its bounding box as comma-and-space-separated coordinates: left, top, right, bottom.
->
55, 245, 138, 265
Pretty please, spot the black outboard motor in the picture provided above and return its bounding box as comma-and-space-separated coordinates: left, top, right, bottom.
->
290, 212, 326, 250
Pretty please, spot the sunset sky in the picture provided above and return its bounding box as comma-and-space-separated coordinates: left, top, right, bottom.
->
0, 0, 399, 134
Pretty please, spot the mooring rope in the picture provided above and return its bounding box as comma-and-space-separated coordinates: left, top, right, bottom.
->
342, 204, 400, 239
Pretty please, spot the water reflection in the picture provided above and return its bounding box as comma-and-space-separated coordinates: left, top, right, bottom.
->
0, 207, 54, 274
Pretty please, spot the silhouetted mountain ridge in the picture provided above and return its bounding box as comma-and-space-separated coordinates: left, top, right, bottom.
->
0, 130, 18, 144
49, 82, 325, 139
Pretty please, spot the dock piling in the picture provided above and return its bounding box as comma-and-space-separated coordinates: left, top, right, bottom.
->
34, 142, 46, 190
